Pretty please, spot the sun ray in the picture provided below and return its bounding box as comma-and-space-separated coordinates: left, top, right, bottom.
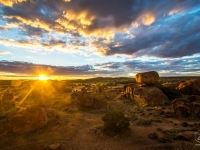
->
39, 75, 48, 80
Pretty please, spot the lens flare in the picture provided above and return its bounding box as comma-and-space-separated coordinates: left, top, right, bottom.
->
39, 75, 48, 80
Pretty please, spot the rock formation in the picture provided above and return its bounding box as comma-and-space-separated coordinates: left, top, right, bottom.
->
135, 71, 159, 85
123, 71, 168, 106
172, 96, 200, 118
177, 79, 200, 95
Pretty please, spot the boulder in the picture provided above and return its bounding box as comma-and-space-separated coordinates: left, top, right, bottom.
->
135, 71, 159, 85
172, 98, 200, 118
177, 79, 200, 95
5, 106, 47, 133
133, 87, 168, 105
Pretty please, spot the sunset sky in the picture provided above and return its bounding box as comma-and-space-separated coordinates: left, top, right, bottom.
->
0, 0, 200, 79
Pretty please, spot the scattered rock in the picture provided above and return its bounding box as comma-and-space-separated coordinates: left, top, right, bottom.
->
49, 143, 61, 150
177, 79, 200, 95
172, 98, 200, 118
181, 122, 189, 127
135, 71, 159, 85
5, 106, 47, 133
148, 132, 158, 139
164, 111, 174, 118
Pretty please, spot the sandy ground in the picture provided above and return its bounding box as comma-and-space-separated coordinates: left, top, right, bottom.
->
0, 91, 199, 150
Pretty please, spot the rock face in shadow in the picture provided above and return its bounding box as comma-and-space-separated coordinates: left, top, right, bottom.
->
135, 71, 159, 85
172, 96, 200, 118
177, 79, 200, 95
5, 106, 47, 133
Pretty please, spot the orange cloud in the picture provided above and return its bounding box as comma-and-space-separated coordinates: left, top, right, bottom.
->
141, 12, 155, 26
0, 0, 26, 7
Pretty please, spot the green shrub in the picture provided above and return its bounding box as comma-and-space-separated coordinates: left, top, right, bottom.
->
159, 86, 182, 100
102, 110, 130, 134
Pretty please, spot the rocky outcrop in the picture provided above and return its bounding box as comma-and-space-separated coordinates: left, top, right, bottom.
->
172, 97, 200, 118
136, 71, 159, 85
177, 79, 200, 95
123, 71, 168, 106
133, 87, 168, 106
5, 106, 47, 133
124, 84, 168, 105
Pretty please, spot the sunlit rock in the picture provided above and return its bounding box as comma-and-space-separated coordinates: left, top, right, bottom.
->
133, 87, 168, 106
177, 79, 200, 95
123, 83, 168, 105
136, 71, 159, 85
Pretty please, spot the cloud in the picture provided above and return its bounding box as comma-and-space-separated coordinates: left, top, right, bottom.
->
0, 0, 27, 7
0, 60, 116, 76
0, 38, 66, 51
0, 25, 8, 30
1, 0, 197, 36
94, 55, 200, 76
140, 12, 155, 26
0, 50, 11, 54
106, 8, 200, 58
1, 54, 200, 77
0, 0, 199, 59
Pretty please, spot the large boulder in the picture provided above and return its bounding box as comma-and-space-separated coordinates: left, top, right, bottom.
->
172, 97, 200, 118
172, 98, 191, 118
135, 71, 159, 85
177, 79, 200, 95
5, 106, 47, 133
133, 87, 168, 105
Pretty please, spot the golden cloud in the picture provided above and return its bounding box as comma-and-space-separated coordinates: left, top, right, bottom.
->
168, 8, 182, 16
141, 12, 155, 26
0, 0, 26, 7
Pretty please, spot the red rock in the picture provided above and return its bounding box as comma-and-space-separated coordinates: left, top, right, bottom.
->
136, 71, 159, 85
177, 79, 200, 95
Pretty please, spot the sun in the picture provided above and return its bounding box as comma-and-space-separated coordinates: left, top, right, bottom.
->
39, 75, 48, 80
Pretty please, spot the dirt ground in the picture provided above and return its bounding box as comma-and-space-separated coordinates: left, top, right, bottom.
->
0, 86, 199, 150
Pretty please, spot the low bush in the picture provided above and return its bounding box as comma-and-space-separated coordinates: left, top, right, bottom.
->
102, 110, 130, 134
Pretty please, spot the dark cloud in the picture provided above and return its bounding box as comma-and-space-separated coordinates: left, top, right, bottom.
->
1, 0, 199, 35
106, 8, 200, 58
19, 25, 47, 37
0, 25, 8, 30
0, 61, 114, 76
95, 56, 200, 76
0, 55, 200, 77
0, 0, 199, 60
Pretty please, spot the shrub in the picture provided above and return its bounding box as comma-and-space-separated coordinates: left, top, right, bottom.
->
102, 110, 130, 134
159, 86, 182, 100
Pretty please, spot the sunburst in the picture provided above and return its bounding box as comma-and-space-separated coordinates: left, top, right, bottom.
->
39, 74, 48, 80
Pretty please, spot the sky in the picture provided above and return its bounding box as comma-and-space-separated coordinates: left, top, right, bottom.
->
0, 0, 200, 79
